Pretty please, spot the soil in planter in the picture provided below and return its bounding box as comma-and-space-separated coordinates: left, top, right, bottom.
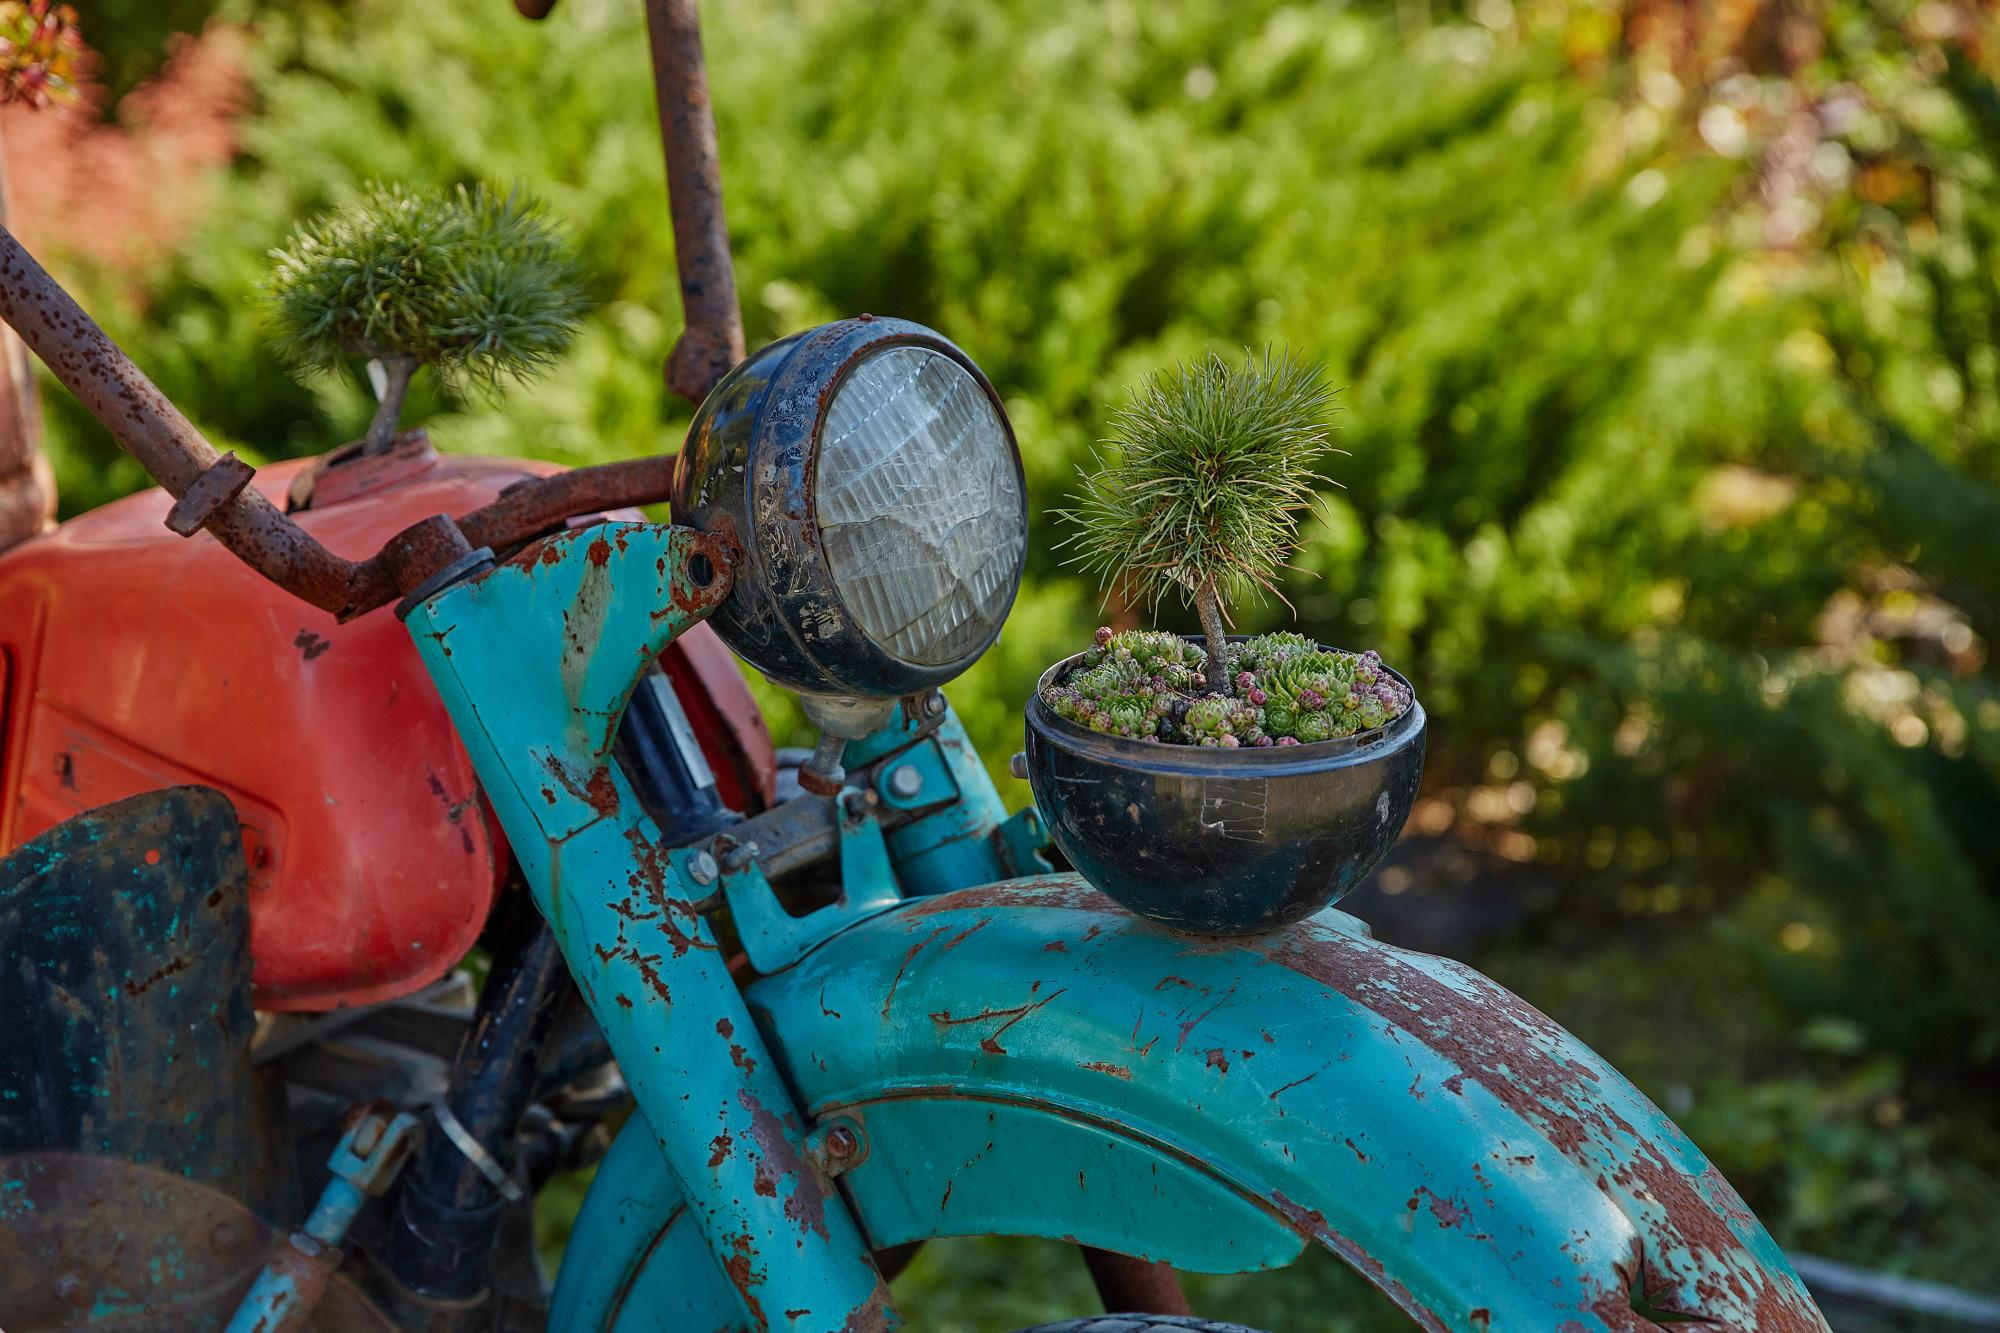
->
1040, 628, 1414, 748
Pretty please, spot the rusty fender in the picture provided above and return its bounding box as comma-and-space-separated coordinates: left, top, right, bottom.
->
554, 874, 1826, 1333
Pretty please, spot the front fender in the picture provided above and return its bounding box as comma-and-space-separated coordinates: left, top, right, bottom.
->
554, 876, 1826, 1332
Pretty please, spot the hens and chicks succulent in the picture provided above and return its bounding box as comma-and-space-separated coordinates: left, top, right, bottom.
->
1043, 628, 1411, 748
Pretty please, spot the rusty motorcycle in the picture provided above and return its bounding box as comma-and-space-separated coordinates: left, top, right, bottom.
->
0, 2, 1831, 1331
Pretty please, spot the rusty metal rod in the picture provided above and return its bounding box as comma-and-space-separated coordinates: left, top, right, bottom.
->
645, 0, 745, 405
1081, 1248, 1193, 1317
0, 224, 705, 620
459, 453, 675, 549
0, 223, 384, 615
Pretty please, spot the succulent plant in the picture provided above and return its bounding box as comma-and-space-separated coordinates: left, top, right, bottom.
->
1047, 629, 1410, 748
1059, 349, 1336, 694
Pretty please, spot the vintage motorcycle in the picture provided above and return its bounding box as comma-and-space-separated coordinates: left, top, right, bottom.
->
0, 3, 1831, 1331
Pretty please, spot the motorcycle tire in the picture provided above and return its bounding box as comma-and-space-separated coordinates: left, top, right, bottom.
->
1016, 1312, 1264, 1320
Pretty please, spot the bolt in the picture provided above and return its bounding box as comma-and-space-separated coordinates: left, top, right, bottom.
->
925, 692, 947, 718
1009, 751, 1029, 780
687, 850, 719, 886
352, 1115, 385, 1158
825, 1124, 860, 1160
887, 764, 923, 799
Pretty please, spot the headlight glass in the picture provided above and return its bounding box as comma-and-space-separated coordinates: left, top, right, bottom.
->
814, 346, 1025, 666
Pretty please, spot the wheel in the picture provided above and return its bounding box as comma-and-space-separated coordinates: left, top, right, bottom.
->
1016, 1312, 1280, 1320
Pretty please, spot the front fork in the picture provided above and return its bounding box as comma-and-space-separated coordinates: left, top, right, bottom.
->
402, 521, 952, 1333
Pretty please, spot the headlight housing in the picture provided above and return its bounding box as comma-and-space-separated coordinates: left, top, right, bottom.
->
670, 317, 1027, 699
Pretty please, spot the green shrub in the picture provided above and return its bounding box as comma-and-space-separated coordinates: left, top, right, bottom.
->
31, 0, 2000, 1286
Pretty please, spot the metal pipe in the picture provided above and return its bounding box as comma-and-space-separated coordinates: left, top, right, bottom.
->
382, 905, 569, 1310
0, 224, 384, 614
0, 224, 697, 617
1080, 1248, 1193, 1317
644, 0, 745, 405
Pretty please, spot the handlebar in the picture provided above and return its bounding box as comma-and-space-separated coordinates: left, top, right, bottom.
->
0, 0, 740, 618
0, 224, 684, 618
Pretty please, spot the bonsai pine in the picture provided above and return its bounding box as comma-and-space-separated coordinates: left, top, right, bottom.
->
265, 183, 585, 454
1061, 348, 1336, 694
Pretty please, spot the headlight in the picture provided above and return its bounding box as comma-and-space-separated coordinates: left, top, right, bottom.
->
671, 317, 1027, 700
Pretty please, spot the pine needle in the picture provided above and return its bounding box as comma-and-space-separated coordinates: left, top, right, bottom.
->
1057, 347, 1338, 617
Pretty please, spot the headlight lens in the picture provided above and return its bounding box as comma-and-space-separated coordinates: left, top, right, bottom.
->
814, 346, 1024, 667
671, 317, 1028, 699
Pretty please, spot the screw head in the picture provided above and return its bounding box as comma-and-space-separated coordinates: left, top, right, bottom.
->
1009, 751, 1029, 780
887, 764, 923, 799
687, 850, 719, 886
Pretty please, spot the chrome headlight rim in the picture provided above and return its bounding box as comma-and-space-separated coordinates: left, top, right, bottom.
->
670, 315, 1027, 699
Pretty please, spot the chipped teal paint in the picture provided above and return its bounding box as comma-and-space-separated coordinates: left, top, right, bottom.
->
226, 1109, 421, 1333
404, 523, 896, 1333
847, 705, 1010, 895
558, 876, 1829, 1333
721, 800, 901, 975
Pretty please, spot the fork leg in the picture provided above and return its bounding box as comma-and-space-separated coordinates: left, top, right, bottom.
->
1081, 1247, 1192, 1316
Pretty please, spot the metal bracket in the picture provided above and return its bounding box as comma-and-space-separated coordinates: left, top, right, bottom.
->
995, 806, 1055, 879
872, 735, 959, 813
164, 450, 255, 537
225, 1108, 422, 1333
432, 1099, 527, 1204
718, 793, 904, 974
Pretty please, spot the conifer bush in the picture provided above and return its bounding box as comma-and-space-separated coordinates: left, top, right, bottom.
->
1045, 348, 1412, 750
265, 182, 584, 452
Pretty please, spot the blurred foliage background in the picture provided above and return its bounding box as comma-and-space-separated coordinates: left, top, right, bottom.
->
23, 0, 2000, 1323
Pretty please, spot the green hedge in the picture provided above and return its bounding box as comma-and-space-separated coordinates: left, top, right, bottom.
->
44, 0, 2000, 1294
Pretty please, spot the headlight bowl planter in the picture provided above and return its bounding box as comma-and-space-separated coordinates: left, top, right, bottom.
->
1024, 642, 1426, 935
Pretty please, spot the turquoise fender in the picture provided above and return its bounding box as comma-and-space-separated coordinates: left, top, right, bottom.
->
554, 876, 1827, 1332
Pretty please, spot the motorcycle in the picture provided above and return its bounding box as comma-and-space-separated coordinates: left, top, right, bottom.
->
0, 3, 1830, 1330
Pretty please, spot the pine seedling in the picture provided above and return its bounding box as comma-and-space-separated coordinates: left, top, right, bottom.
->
1060, 348, 1336, 694
265, 182, 585, 454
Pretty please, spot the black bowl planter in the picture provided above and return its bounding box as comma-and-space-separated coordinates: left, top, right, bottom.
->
1024, 639, 1426, 935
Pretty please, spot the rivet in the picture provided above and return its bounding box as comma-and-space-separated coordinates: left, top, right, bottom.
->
888, 764, 923, 799
825, 1124, 860, 1160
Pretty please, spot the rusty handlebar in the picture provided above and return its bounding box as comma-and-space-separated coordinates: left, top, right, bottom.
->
0, 0, 739, 616
0, 224, 682, 619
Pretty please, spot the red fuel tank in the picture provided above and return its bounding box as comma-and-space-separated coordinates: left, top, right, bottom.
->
0, 441, 773, 1011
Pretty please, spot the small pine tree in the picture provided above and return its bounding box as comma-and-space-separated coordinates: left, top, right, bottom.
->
265, 182, 585, 454
1060, 348, 1337, 694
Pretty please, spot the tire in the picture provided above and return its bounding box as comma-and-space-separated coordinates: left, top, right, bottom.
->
1008, 1312, 1272, 1320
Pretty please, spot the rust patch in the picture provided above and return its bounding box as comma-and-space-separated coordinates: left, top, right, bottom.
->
929, 988, 1067, 1056
1264, 928, 1827, 1331
540, 752, 620, 819
736, 1088, 832, 1242
721, 1232, 766, 1331
881, 924, 948, 1019
123, 955, 189, 996
1078, 1061, 1133, 1080
292, 629, 331, 660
